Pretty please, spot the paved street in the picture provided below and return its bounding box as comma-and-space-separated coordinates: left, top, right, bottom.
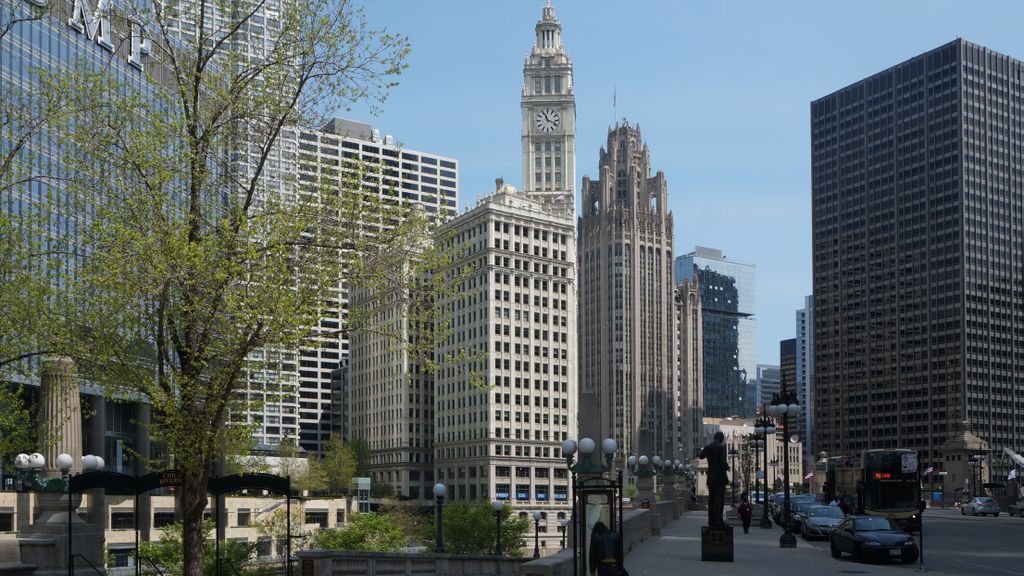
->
625, 506, 1024, 576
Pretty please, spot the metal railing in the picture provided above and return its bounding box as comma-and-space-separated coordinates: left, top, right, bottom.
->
71, 553, 104, 576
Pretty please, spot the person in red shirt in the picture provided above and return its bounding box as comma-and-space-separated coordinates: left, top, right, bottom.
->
737, 493, 753, 533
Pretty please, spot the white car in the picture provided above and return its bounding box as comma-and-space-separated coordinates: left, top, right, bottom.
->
962, 497, 1000, 516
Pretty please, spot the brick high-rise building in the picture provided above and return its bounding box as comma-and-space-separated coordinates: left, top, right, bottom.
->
812, 39, 1024, 482
578, 121, 677, 462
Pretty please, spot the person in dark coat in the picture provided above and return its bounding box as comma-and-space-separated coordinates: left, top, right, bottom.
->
588, 521, 623, 576
737, 492, 753, 533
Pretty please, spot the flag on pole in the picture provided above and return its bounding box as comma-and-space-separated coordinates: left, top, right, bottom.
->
923, 466, 934, 475
1009, 469, 1018, 481
804, 471, 814, 480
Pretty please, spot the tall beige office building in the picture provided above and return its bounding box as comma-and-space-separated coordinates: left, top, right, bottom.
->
434, 180, 577, 550
578, 122, 678, 463
347, 255, 435, 503
676, 279, 703, 461
295, 119, 457, 455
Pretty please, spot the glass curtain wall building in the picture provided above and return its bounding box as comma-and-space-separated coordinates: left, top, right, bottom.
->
675, 246, 757, 418
812, 39, 1024, 482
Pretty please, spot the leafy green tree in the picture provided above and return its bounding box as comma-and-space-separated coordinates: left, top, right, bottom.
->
255, 505, 310, 556
318, 435, 358, 495
371, 483, 396, 499
378, 499, 428, 545
273, 439, 327, 494
311, 513, 407, 552
38, 0, 441, 574
434, 501, 531, 557
140, 520, 255, 576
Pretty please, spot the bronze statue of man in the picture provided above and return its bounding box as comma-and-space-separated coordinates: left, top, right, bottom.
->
699, 431, 729, 526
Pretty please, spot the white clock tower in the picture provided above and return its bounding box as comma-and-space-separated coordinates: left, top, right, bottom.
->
521, 1, 576, 217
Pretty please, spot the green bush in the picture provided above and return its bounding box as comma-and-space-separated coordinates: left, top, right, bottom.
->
427, 501, 531, 557
311, 512, 408, 552
139, 520, 255, 576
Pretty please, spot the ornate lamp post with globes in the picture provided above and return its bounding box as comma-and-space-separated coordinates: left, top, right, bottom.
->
532, 510, 543, 558
754, 412, 775, 529
563, 436, 619, 576
769, 375, 800, 548
432, 483, 447, 553
626, 454, 656, 505
493, 500, 505, 556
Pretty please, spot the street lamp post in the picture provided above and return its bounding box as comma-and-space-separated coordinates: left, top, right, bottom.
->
533, 511, 543, 558
770, 375, 800, 549
564, 437, 619, 576
728, 445, 740, 504
559, 518, 568, 549
770, 458, 779, 493
754, 411, 775, 529
971, 454, 983, 498
432, 483, 446, 553
493, 500, 504, 556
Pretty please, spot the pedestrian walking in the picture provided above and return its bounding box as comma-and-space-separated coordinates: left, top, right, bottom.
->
588, 521, 625, 576
837, 494, 852, 516
738, 492, 753, 533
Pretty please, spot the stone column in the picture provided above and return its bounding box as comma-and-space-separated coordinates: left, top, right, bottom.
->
18, 357, 105, 576
40, 357, 82, 478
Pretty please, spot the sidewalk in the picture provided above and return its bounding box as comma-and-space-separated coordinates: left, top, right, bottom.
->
623, 505, 911, 576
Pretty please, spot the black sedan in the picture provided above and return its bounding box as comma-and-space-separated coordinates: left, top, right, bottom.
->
829, 515, 919, 563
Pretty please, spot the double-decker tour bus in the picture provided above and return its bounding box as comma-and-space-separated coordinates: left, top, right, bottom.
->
823, 449, 921, 532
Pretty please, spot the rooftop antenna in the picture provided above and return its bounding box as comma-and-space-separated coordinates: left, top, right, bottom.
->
613, 85, 617, 126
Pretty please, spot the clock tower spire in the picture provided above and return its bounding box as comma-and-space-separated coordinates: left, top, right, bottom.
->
521, 1, 576, 217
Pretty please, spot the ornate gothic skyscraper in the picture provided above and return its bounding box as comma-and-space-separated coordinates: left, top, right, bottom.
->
578, 122, 678, 462
521, 1, 576, 218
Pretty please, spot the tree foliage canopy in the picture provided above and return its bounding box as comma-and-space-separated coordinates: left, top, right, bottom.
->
431, 501, 532, 557
311, 512, 408, 553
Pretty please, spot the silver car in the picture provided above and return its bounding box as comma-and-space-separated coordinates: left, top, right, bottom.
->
962, 496, 1000, 516
801, 505, 845, 539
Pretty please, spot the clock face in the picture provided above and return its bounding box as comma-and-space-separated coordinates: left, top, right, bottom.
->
535, 108, 560, 133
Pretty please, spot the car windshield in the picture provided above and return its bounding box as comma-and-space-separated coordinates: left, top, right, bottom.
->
854, 517, 895, 531
809, 506, 843, 518
976, 497, 996, 504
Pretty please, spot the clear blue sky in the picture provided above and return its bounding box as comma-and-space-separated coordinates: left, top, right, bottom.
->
346, 1, 1024, 365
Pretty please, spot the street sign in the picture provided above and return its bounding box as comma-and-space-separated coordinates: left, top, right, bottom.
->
902, 453, 918, 473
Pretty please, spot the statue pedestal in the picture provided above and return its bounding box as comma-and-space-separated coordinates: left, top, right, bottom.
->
636, 476, 655, 507
18, 493, 105, 576
662, 482, 676, 502
701, 525, 734, 562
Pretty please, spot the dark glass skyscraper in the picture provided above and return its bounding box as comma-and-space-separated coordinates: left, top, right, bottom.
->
676, 247, 757, 418
812, 39, 1024, 481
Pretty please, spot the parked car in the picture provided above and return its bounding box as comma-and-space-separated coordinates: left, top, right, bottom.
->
801, 505, 845, 540
829, 515, 918, 563
775, 494, 814, 525
962, 497, 1000, 516
791, 500, 817, 525
1008, 500, 1024, 516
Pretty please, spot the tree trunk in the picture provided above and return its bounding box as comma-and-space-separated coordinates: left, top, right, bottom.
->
181, 469, 210, 576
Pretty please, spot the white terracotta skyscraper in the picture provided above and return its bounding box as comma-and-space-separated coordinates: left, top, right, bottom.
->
521, 1, 576, 218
